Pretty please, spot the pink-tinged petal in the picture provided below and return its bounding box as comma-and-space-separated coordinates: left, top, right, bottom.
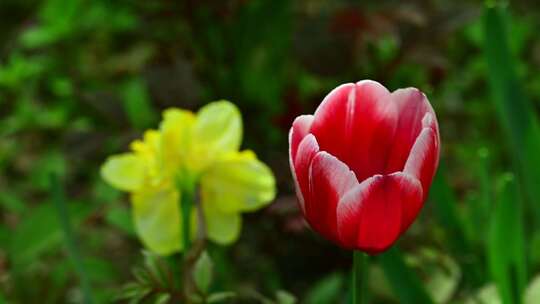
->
397, 174, 424, 234
309, 83, 355, 165
307, 152, 358, 243
310, 80, 397, 180
336, 172, 423, 254
289, 115, 315, 163
292, 134, 320, 213
386, 88, 438, 173
348, 81, 397, 180
403, 121, 439, 200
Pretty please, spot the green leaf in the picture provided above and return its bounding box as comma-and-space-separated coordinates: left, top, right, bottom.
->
132, 267, 152, 285
142, 250, 169, 288
105, 204, 135, 236
50, 174, 94, 304
275, 290, 296, 304
8, 201, 90, 268
429, 165, 482, 285
207, 291, 236, 303
379, 247, 434, 304
153, 293, 171, 304
483, 6, 540, 228
30, 150, 67, 190
525, 274, 540, 304
465, 284, 502, 304
430, 166, 469, 253
0, 190, 25, 213
406, 248, 461, 303
116, 282, 151, 302
487, 174, 526, 304
193, 251, 213, 295
304, 272, 344, 304
121, 77, 157, 130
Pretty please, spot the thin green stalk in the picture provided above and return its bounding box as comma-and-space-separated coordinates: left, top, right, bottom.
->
50, 174, 93, 304
177, 172, 195, 253
352, 251, 368, 304
180, 187, 193, 252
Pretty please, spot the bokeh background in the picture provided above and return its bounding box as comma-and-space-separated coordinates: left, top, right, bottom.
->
2, 0, 540, 303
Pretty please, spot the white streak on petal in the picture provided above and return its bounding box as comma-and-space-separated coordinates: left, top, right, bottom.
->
403, 127, 436, 180
292, 134, 319, 213
289, 115, 315, 164
308, 151, 359, 199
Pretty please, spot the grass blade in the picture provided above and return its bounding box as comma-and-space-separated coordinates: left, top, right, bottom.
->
487, 174, 526, 304
50, 174, 94, 304
379, 247, 434, 304
483, 5, 540, 226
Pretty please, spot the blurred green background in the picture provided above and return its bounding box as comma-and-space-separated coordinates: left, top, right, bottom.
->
2, 0, 540, 303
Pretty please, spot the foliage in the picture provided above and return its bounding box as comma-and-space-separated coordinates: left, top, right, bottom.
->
2, 0, 540, 303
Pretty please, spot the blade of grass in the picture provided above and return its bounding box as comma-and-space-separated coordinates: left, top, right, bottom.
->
50, 174, 93, 304
430, 165, 483, 286
487, 174, 526, 304
483, 5, 540, 227
379, 247, 434, 304
430, 166, 468, 253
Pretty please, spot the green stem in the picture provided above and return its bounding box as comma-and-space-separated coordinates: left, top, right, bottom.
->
352, 251, 368, 304
50, 174, 93, 304
177, 176, 195, 253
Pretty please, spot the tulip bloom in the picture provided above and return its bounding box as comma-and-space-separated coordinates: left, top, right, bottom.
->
289, 80, 440, 254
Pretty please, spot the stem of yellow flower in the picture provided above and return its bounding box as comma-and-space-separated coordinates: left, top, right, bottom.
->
177, 172, 208, 303
352, 251, 369, 304
180, 183, 193, 252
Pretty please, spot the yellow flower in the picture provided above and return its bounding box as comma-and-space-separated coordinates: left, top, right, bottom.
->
101, 101, 276, 255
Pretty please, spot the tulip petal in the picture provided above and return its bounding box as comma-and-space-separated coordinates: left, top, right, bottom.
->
191, 100, 242, 170
101, 153, 146, 191
131, 186, 182, 256
337, 173, 422, 253
310, 80, 397, 181
386, 88, 438, 173
404, 122, 439, 199
200, 150, 276, 213
289, 115, 314, 162
293, 134, 320, 212
309, 83, 355, 163
307, 151, 358, 243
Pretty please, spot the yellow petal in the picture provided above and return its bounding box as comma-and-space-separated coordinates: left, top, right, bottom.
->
160, 108, 195, 169
191, 101, 242, 170
201, 150, 276, 213
204, 204, 242, 245
129, 129, 166, 184
131, 186, 182, 255
101, 153, 146, 191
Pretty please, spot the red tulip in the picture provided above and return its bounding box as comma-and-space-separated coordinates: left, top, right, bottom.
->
289, 80, 440, 254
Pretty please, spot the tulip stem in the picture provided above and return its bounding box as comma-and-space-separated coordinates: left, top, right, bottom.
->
352, 251, 369, 304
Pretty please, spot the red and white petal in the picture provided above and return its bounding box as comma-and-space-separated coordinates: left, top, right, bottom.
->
386, 88, 438, 173
336, 172, 423, 254
310, 80, 397, 180
306, 151, 358, 243
292, 134, 320, 213
289, 115, 315, 163
309, 83, 355, 164
397, 173, 425, 234
403, 125, 439, 200
348, 81, 397, 180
